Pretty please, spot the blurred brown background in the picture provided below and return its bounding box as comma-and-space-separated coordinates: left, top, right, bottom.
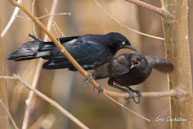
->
0, 0, 192, 129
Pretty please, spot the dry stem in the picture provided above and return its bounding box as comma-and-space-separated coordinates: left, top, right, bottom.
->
8, 74, 88, 129
7, 0, 180, 126
94, 0, 164, 41
0, 100, 19, 129
22, 0, 58, 129
0, 75, 181, 123
1, 0, 22, 37
125, 0, 162, 15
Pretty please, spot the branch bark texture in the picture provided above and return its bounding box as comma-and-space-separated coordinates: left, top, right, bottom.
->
161, 0, 193, 128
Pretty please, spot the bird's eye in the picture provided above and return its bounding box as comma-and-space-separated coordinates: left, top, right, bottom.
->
122, 41, 126, 45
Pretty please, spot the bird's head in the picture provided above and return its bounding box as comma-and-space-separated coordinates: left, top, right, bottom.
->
105, 32, 138, 52
130, 54, 147, 69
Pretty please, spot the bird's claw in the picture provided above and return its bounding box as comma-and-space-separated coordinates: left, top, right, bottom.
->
93, 81, 104, 96
124, 89, 141, 104
133, 90, 142, 104
83, 72, 93, 87
83, 72, 104, 95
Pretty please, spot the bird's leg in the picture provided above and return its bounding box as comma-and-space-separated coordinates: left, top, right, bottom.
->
83, 72, 93, 87
93, 81, 104, 96
83, 72, 104, 95
108, 79, 134, 103
127, 87, 142, 104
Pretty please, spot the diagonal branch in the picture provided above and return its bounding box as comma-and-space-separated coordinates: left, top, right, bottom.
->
0, 75, 185, 122
0, 75, 184, 99
124, 0, 173, 19
8, 0, 102, 93
7, 0, 182, 101
1, 0, 22, 37
94, 0, 164, 41
7, 0, 183, 123
0, 100, 19, 129
125, 0, 162, 15
12, 75, 88, 129
22, 1, 59, 129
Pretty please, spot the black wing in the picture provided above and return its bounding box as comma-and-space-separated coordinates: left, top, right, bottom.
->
43, 40, 106, 70
93, 54, 132, 79
108, 54, 132, 77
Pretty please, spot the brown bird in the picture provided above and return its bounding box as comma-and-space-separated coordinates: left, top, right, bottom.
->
93, 53, 174, 103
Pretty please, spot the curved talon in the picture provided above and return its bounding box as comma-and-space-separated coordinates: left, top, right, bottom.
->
132, 90, 141, 104
129, 89, 141, 104
93, 81, 104, 96
83, 72, 93, 87
124, 89, 134, 103
124, 88, 141, 104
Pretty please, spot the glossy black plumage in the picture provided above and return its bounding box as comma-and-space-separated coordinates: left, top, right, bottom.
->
93, 53, 174, 86
8, 32, 137, 70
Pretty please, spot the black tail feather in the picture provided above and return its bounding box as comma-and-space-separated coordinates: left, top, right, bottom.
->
8, 40, 51, 61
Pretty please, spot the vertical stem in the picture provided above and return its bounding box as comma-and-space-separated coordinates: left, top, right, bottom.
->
0, 12, 9, 129
22, 0, 58, 129
161, 0, 193, 129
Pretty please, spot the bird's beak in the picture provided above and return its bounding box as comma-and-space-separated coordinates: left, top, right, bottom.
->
126, 45, 138, 52
130, 59, 139, 69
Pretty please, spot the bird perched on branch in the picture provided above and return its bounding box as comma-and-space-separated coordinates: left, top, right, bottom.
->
92, 53, 174, 103
8, 32, 137, 71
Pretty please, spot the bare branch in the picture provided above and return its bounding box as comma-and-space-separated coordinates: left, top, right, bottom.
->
22, 59, 44, 129
0, 100, 19, 129
17, 13, 71, 21
6, 74, 88, 129
0, 75, 182, 122
38, 12, 71, 19
22, 0, 59, 129
32, 0, 37, 37
8, 0, 102, 93
104, 89, 179, 98
94, 0, 164, 41
103, 92, 150, 122
0, 75, 180, 99
125, 0, 162, 15
1, 0, 22, 37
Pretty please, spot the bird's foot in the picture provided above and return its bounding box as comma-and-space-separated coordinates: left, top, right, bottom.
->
83, 72, 104, 95
124, 88, 142, 104
93, 81, 104, 96
83, 72, 93, 87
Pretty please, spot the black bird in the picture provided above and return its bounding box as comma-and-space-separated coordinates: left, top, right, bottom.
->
8, 32, 138, 71
93, 53, 174, 103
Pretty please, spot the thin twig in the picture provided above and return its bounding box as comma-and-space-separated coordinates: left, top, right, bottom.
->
125, 0, 162, 15
0, 75, 181, 98
22, 0, 58, 129
103, 92, 150, 122
94, 0, 164, 41
7, 0, 178, 123
8, 0, 102, 93
32, 0, 37, 37
0, 100, 19, 129
1, 0, 22, 37
104, 89, 178, 98
16, 13, 71, 21
38, 12, 71, 19
22, 59, 44, 129
52, 20, 65, 37
0, 75, 180, 123
7, 74, 88, 129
